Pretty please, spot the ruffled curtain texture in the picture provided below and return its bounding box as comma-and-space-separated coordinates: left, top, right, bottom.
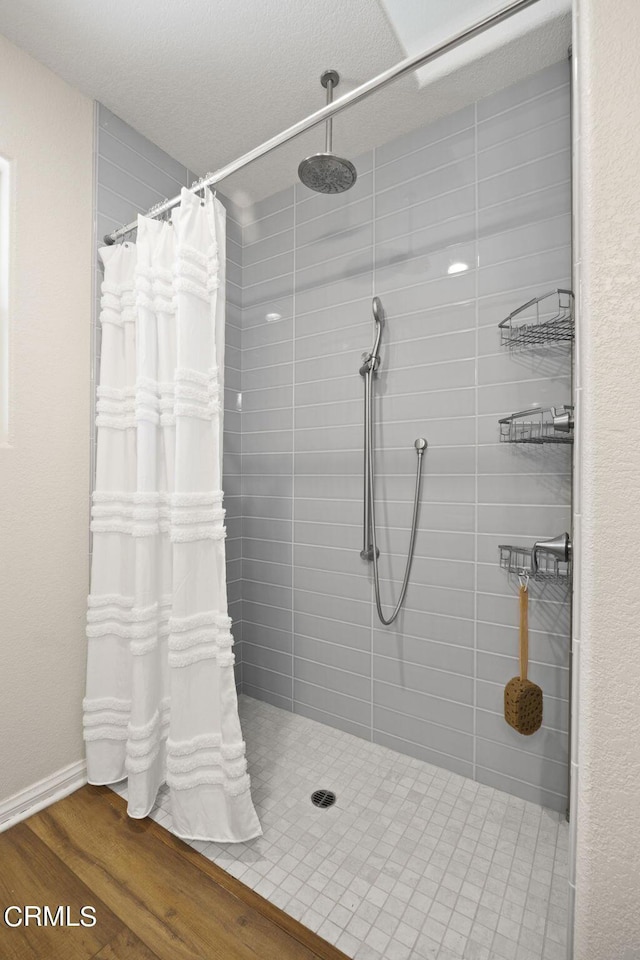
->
83, 188, 261, 842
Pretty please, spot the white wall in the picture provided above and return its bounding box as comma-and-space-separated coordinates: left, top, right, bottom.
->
573, 0, 640, 956
0, 35, 93, 806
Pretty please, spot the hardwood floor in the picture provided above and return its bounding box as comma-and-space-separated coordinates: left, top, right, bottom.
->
0, 785, 349, 960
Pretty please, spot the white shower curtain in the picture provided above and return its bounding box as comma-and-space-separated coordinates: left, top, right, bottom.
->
84, 188, 261, 843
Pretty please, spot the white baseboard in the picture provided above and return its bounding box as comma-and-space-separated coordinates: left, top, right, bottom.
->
0, 759, 87, 833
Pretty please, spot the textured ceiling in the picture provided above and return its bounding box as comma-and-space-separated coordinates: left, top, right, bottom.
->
0, 0, 571, 209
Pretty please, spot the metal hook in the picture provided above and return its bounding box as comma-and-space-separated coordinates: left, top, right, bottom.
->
189, 176, 217, 207
203, 174, 216, 198
191, 177, 206, 204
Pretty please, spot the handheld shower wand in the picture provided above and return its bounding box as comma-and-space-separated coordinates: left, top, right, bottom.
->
359, 296, 384, 376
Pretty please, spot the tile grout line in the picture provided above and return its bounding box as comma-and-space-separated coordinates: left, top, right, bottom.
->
242, 209, 569, 284
242, 173, 571, 272
240, 315, 572, 366
243, 199, 568, 277
239, 219, 244, 689
473, 101, 480, 780
370, 146, 376, 745
244, 642, 570, 730
238, 215, 245, 692
89, 101, 100, 575
98, 122, 191, 191
242, 246, 572, 313
291, 181, 297, 713
240, 265, 572, 330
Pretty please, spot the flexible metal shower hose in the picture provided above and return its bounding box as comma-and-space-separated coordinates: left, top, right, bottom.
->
363, 367, 426, 625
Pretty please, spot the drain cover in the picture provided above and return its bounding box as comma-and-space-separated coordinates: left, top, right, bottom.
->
311, 789, 336, 809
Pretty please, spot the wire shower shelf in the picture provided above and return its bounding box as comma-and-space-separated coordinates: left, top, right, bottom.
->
499, 543, 572, 583
499, 405, 574, 444
499, 288, 574, 347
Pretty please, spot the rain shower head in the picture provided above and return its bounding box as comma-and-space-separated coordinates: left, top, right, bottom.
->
298, 153, 357, 194
298, 70, 357, 195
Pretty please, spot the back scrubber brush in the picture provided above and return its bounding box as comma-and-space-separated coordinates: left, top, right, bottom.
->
504, 582, 543, 735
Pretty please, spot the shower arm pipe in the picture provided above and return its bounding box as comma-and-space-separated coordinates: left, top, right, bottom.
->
325, 75, 334, 154
104, 0, 541, 244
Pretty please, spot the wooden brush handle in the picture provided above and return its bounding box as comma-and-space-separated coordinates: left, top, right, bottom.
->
519, 584, 529, 681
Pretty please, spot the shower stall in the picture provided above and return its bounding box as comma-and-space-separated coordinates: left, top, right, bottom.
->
235, 60, 572, 814
95, 6, 574, 956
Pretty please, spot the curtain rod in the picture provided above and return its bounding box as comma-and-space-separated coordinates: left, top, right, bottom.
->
104, 0, 542, 245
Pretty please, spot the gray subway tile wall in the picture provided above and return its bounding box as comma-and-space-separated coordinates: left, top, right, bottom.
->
239, 60, 572, 811
92, 103, 244, 687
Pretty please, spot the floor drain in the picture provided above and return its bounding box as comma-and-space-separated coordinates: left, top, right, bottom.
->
311, 789, 336, 809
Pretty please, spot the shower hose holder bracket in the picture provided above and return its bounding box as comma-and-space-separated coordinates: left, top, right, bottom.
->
359, 353, 380, 376
360, 546, 381, 561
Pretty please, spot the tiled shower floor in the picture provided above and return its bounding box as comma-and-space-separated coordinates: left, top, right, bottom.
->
112, 695, 569, 960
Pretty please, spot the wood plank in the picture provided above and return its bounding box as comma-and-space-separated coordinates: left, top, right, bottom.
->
0, 822, 121, 960
90, 929, 161, 960
26, 786, 347, 960
94, 786, 349, 960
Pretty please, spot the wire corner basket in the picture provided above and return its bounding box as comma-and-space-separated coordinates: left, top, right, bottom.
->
499, 405, 574, 444
499, 533, 572, 584
499, 288, 574, 347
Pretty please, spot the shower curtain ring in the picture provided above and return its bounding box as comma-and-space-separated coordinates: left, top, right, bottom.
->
191, 178, 204, 203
